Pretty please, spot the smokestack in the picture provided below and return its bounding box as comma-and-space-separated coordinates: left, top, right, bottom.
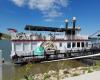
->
65, 19, 68, 35
72, 17, 76, 28
65, 19, 68, 29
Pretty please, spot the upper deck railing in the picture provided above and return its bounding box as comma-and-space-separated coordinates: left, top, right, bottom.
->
11, 33, 88, 41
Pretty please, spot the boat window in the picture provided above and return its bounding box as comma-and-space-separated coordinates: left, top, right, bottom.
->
72, 42, 76, 48
77, 42, 80, 47
15, 42, 22, 51
86, 42, 88, 47
67, 42, 71, 48
31, 42, 37, 50
59, 42, 62, 47
81, 42, 84, 47
23, 42, 30, 51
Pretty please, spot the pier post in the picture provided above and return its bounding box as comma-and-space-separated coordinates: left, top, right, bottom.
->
0, 50, 2, 80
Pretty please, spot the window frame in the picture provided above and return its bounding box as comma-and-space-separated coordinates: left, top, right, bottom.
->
67, 42, 71, 48
81, 42, 84, 47
77, 42, 80, 48
72, 42, 76, 48
59, 42, 62, 47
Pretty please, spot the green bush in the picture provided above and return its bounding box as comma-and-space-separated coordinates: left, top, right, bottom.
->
43, 73, 50, 80
72, 73, 79, 76
88, 69, 93, 73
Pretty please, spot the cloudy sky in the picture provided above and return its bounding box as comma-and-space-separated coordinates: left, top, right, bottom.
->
0, 0, 100, 35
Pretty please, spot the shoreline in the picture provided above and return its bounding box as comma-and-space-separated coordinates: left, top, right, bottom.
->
63, 70, 100, 80
20, 65, 98, 80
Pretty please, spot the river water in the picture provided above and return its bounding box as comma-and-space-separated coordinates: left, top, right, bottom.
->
0, 40, 11, 61
2, 60, 85, 80
0, 40, 86, 80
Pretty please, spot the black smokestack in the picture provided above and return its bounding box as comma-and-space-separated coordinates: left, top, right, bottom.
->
72, 17, 76, 28
65, 19, 68, 29
65, 19, 68, 35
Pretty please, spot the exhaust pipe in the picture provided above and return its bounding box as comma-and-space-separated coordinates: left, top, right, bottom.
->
72, 17, 76, 28
65, 19, 68, 29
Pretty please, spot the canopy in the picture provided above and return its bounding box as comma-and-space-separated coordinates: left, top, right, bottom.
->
25, 25, 81, 35
25, 25, 65, 32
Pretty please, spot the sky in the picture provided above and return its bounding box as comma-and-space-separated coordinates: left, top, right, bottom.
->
0, 0, 100, 35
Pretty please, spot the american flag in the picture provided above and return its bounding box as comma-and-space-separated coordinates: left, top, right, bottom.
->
7, 28, 17, 33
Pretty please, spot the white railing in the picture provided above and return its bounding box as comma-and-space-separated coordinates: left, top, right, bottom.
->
65, 35, 88, 40
11, 33, 88, 40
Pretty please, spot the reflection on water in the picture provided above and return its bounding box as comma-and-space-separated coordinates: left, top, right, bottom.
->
0, 40, 11, 61
0, 64, 2, 80
3, 60, 85, 80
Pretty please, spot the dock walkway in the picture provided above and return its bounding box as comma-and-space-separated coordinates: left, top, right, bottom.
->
63, 71, 100, 80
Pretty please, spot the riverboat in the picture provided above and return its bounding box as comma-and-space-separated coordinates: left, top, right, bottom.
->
10, 17, 91, 63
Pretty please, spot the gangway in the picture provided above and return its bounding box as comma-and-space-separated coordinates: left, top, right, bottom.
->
42, 52, 100, 63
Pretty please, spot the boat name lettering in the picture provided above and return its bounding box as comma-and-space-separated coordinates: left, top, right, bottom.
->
13, 33, 30, 40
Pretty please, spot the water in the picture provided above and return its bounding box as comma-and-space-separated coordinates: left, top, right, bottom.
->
0, 40, 11, 61
0, 64, 2, 80
2, 60, 85, 80
0, 40, 85, 80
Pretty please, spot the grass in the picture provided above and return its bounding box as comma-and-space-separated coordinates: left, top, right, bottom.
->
87, 68, 93, 73
43, 73, 51, 80
92, 60, 100, 71
19, 60, 99, 80
96, 60, 100, 66
72, 73, 79, 76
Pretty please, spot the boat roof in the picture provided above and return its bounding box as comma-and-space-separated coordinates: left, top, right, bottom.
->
25, 25, 65, 32
97, 34, 100, 36
25, 25, 80, 32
